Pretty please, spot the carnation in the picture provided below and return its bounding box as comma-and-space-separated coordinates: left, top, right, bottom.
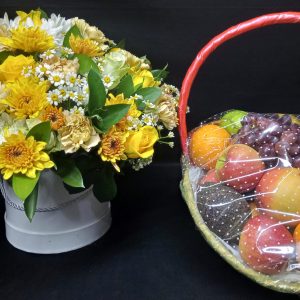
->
58, 112, 100, 153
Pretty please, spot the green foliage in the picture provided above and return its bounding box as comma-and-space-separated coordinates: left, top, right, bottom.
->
75, 54, 99, 75
37, 8, 49, 19
88, 69, 106, 115
152, 65, 169, 81
114, 39, 126, 49
54, 158, 85, 188
24, 183, 39, 222
63, 25, 82, 48
12, 172, 40, 201
115, 74, 134, 98
93, 165, 117, 202
136, 87, 162, 110
0, 51, 11, 64
93, 104, 130, 133
26, 121, 51, 144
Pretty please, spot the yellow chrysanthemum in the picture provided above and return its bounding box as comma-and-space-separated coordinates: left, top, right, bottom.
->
69, 34, 103, 57
0, 131, 54, 179
0, 26, 54, 53
40, 105, 65, 131
98, 127, 128, 172
2, 77, 49, 119
106, 93, 141, 130
17, 10, 43, 26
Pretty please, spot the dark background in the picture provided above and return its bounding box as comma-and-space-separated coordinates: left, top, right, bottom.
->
0, 0, 300, 299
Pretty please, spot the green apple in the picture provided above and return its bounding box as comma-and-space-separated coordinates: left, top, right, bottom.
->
220, 110, 247, 135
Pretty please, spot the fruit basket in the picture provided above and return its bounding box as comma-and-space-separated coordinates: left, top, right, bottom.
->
179, 12, 300, 293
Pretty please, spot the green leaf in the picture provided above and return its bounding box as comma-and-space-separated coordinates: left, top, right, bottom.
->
114, 39, 126, 49
12, 172, 40, 201
37, 8, 49, 19
115, 74, 134, 98
136, 87, 162, 110
24, 183, 39, 222
95, 104, 130, 132
0, 51, 11, 64
152, 65, 169, 81
63, 25, 82, 48
93, 166, 117, 202
75, 54, 99, 75
88, 69, 107, 115
54, 159, 85, 188
26, 121, 51, 143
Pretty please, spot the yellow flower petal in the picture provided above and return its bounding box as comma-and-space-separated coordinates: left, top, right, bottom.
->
125, 126, 158, 159
3, 169, 13, 180
0, 132, 54, 179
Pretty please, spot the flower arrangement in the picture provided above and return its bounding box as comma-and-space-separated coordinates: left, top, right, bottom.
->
0, 9, 179, 221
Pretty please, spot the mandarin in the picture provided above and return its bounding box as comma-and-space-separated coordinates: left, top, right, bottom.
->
293, 223, 300, 262
189, 124, 230, 169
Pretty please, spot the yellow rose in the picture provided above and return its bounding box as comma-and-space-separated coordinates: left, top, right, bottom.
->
132, 69, 158, 88
0, 55, 35, 82
125, 126, 159, 159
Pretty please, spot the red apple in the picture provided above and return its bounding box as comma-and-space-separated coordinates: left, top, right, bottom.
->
239, 215, 294, 275
216, 144, 265, 193
199, 169, 220, 185
256, 168, 300, 225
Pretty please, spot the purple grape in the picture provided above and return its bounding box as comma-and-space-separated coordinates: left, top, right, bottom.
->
275, 141, 290, 156
281, 131, 297, 145
278, 114, 292, 126
241, 133, 256, 146
268, 122, 283, 137
288, 144, 300, 157
268, 135, 280, 144
259, 144, 276, 158
234, 112, 299, 169
269, 113, 280, 120
290, 123, 300, 133
293, 156, 300, 168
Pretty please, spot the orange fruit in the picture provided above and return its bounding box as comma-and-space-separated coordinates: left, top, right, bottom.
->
293, 224, 300, 262
189, 124, 230, 169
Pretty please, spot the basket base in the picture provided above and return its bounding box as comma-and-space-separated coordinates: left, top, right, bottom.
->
4, 210, 111, 254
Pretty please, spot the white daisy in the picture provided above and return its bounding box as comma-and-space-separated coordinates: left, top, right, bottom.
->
69, 106, 85, 115
47, 89, 62, 106
21, 65, 34, 78
141, 113, 158, 126
65, 73, 78, 87
48, 71, 65, 86
35, 63, 51, 77
102, 74, 114, 89
59, 46, 74, 57
68, 90, 78, 101
40, 49, 56, 60
57, 85, 69, 100
76, 75, 88, 87
76, 90, 89, 106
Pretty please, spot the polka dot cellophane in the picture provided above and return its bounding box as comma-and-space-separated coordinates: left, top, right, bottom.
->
181, 110, 300, 292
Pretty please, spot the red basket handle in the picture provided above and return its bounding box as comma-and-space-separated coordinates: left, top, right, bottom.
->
179, 11, 300, 155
